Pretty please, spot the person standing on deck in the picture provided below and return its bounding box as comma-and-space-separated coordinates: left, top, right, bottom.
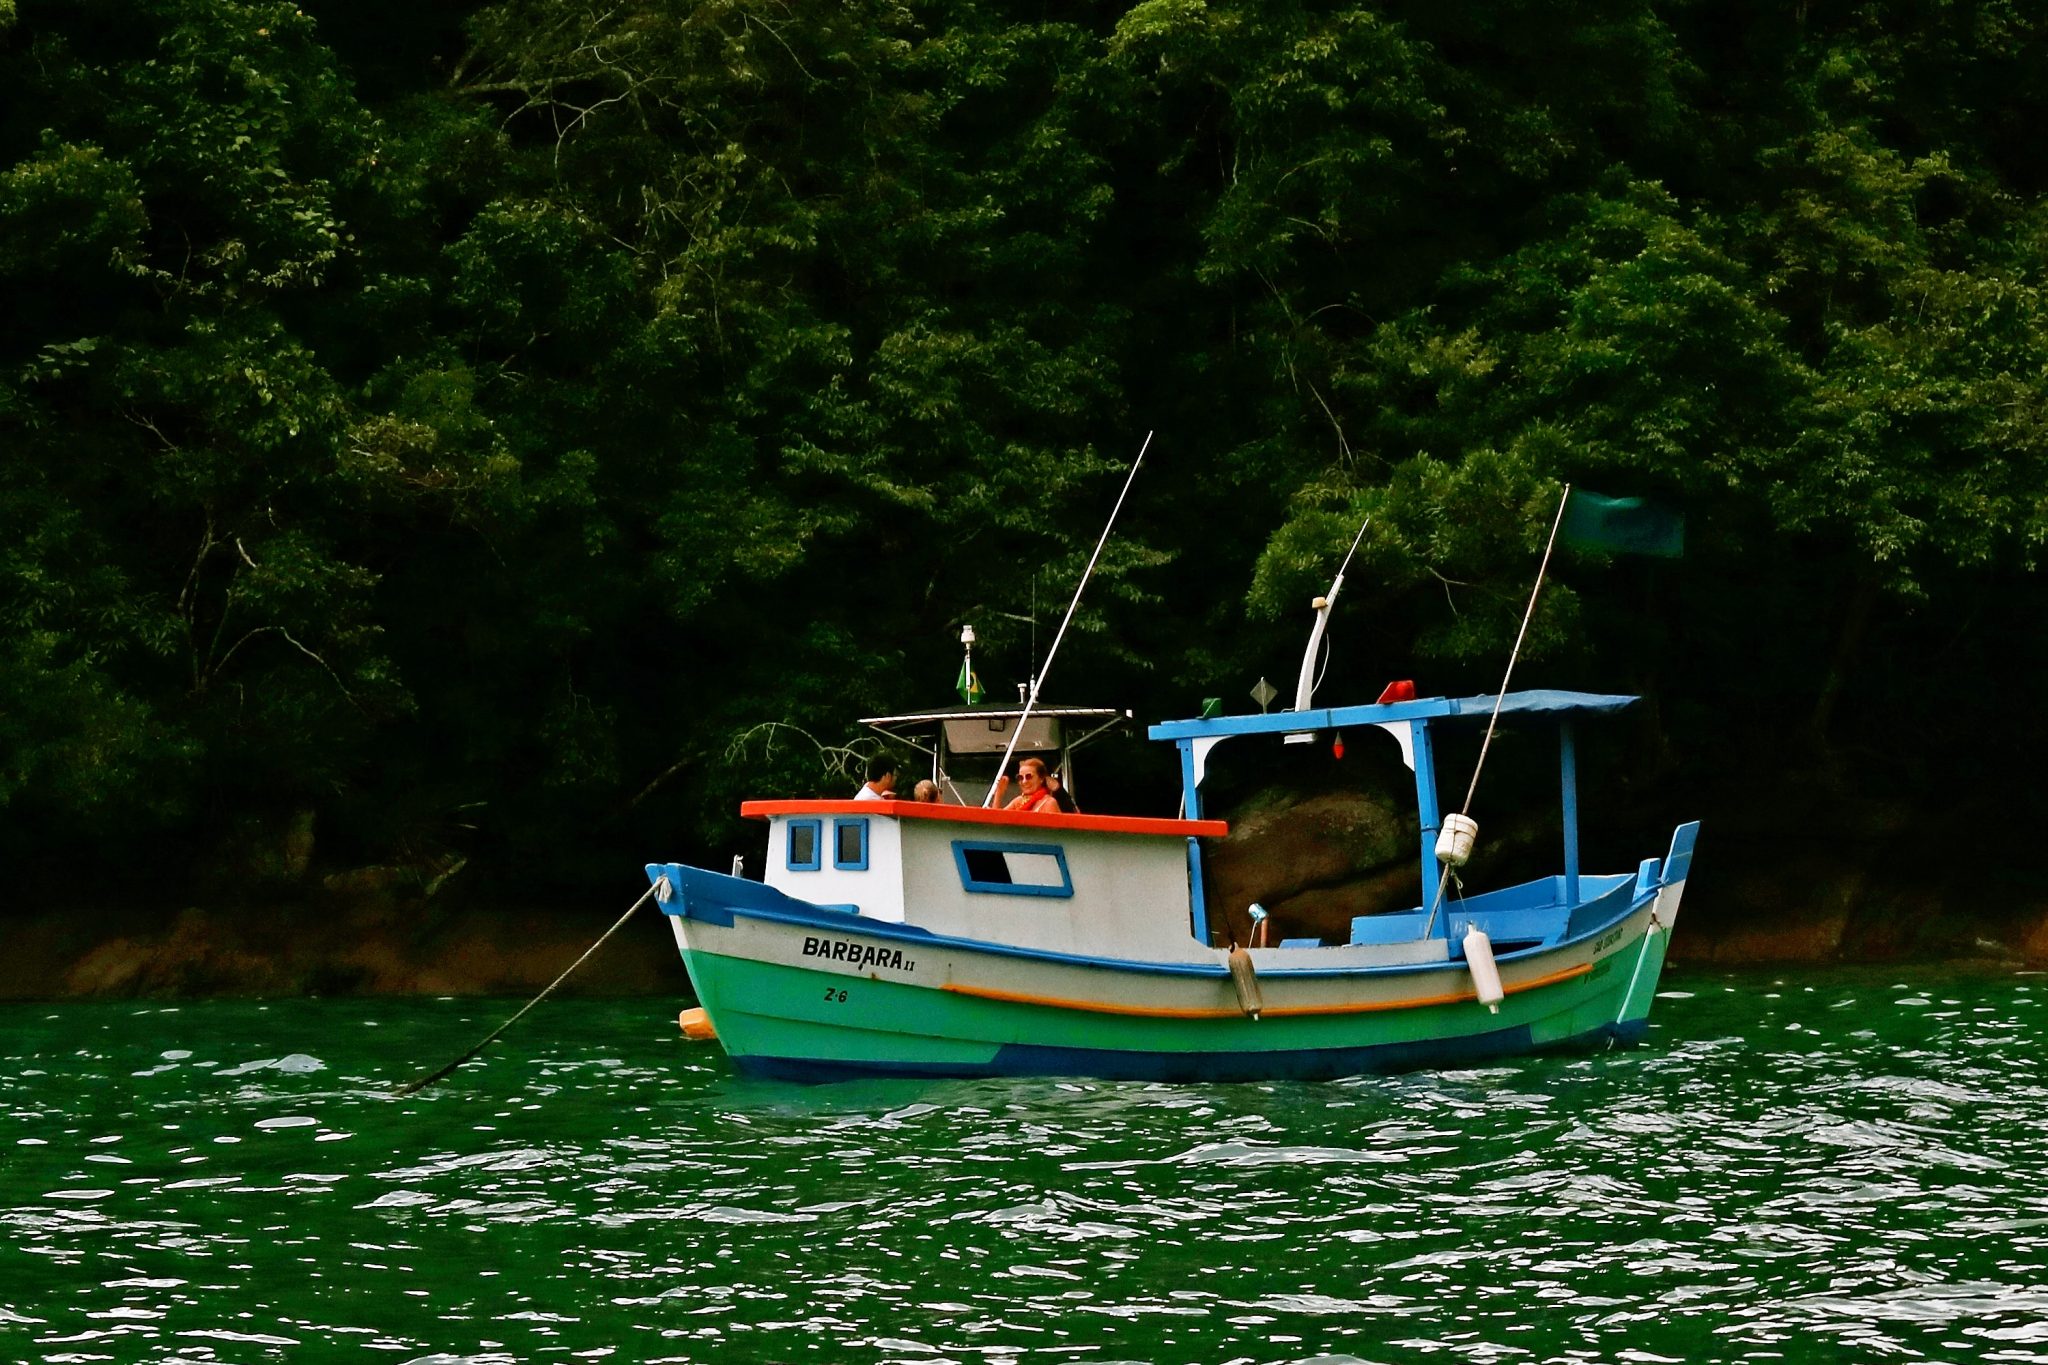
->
992, 757, 1061, 814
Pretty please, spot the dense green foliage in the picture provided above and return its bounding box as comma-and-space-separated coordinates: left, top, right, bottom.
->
5, 0, 2047, 897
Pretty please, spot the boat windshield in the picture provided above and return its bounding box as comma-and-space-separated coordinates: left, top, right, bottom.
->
861, 704, 1129, 808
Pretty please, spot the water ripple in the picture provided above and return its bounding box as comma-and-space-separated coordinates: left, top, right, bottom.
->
4, 970, 2047, 1363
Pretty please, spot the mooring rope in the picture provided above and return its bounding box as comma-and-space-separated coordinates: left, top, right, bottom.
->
392, 878, 663, 1096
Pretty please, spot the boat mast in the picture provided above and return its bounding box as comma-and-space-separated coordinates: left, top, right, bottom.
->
984, 431, 1153, 806
1422, 484, 1573, 936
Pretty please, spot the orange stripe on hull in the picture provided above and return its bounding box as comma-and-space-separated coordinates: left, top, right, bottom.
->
941, 962, 1594, 1019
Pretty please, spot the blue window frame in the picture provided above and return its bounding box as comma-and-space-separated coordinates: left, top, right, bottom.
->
951, 841, 1073, 898
832, 818, 870, 871
786, 819, 822, 871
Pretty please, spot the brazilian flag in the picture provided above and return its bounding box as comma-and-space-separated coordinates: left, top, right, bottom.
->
1561, 491, 1684, 558
957, 661, 983, 705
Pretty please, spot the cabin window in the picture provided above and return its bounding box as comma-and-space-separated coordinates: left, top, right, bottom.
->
832, 818, 870, 871
786, 819, 822, 871
951, 840, 1072, 898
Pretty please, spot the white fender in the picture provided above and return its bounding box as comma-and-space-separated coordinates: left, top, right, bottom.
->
1463, 924, 1503, 1014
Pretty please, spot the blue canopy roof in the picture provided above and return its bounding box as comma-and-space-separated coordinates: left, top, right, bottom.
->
1148, 689, 1637, 742
1437, 689, 1639, 721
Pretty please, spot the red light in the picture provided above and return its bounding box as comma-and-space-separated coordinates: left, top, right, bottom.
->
1332, 733, 1345, 760
1376, 679, 1417, 703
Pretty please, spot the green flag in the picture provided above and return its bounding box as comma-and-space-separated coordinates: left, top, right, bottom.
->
1560, 491, 1684, 557
957, 660, 983, 705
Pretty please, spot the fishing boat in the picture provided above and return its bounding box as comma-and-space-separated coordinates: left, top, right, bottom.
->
646, 468, 1698, 1081
645, 679, 1698, 1081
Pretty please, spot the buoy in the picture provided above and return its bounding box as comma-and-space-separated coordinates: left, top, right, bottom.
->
1227, 946, 1264, 1020
1436, 813, 1478, 867
1463, 924, 1503, 1014
678, 1007, 718, 1041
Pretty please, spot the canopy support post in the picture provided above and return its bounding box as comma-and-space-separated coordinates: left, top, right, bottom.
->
1561, 721, 1581, 905
1412, 719, 1442, 932
1177, 739, 1209, 942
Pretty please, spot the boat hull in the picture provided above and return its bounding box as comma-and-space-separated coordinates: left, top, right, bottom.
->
651, 858, 1690, 1083
679, 951, 1654, 1082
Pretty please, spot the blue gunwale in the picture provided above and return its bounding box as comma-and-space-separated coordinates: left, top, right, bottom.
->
646, 860, 1665, 982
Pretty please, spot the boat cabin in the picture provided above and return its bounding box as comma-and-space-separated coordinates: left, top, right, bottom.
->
741, 799, 1229, 964
737, 688, 1649, 970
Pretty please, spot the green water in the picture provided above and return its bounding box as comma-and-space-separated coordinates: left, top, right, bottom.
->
3, 968, 2045, 1364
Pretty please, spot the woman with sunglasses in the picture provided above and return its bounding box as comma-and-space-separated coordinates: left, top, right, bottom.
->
991, 757, 1062, 814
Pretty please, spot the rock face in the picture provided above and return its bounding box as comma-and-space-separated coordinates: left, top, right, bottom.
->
1666, 827, 2048, 966
4, 897, 689, 1001
17, 787, 2048, 1000
1194, 783, 2048, 967
1202, 788, 1419, 946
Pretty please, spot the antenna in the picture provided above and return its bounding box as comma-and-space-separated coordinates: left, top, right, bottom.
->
984, 432, 1153, 805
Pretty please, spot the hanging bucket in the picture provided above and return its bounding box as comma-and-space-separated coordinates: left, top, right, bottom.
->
1436, 813, 1479, 867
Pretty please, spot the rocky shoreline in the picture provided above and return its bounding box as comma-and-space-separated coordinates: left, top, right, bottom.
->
8, 785, 2043, 1001
7, 873, 2043, 1003
0, 897, 691, 1001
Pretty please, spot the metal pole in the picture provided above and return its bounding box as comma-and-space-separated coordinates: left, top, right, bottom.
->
1422, 483, 1572, 937
984, 431, 1153, 805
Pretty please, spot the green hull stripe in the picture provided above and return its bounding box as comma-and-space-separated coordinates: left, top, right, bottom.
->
685, 946, 1650, 1068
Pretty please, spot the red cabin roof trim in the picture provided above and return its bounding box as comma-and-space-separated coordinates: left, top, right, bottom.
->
738, 800, 1228, 839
